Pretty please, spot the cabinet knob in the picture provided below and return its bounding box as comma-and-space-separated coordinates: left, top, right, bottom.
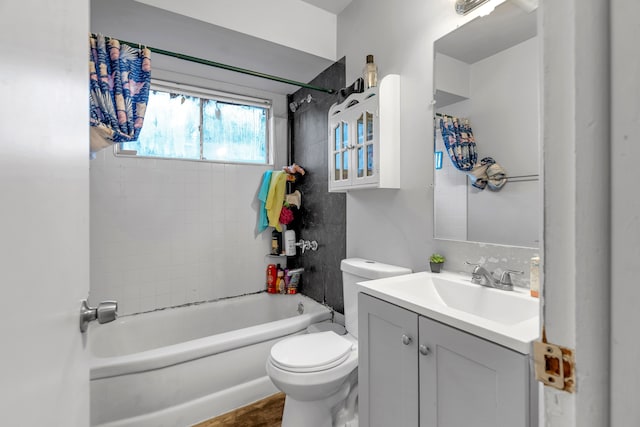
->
402, 334, 412, 345
419, 344, 431, 356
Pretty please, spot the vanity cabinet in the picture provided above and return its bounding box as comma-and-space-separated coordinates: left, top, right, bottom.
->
327, 74, 400, 192
358, 293, 534, 427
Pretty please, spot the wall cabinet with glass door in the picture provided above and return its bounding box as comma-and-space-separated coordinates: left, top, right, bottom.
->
328, 74, 400, 192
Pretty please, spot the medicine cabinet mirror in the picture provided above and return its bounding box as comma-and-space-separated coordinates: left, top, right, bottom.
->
433, 1, 540, 248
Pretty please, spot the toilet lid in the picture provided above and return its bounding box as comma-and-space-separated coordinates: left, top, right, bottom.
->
270, 331, 353, 373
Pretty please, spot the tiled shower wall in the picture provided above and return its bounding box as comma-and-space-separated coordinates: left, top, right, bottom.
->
289, 58, 347, 313
90, 150, 272, 315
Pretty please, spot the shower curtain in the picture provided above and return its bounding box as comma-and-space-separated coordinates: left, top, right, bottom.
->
89, 34, 151, 156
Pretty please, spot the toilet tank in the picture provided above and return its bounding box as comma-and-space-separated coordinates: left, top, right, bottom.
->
341, 258, 411, 338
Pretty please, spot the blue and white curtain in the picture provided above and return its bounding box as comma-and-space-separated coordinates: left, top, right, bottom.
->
89, 34, 151, 156
439, 116, 477, 171
439, 115, 507, 191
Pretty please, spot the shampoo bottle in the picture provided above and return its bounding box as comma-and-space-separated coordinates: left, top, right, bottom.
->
266, 264, 277, 293
284, 229, 296, 256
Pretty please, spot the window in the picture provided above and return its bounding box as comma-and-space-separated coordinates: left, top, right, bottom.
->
118, 82, 271, 164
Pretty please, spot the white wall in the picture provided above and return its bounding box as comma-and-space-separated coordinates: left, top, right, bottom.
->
89, 9, 289, 315
90, 152, 277, 315
338, 0, 537, 275
611, 1, 640, 424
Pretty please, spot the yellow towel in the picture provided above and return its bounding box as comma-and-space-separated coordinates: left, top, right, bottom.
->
265, 171, 287, 232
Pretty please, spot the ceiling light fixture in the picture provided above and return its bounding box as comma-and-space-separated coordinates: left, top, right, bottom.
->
455, 0, 491, 15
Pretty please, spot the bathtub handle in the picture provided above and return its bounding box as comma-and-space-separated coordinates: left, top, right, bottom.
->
79, 299, 118, 333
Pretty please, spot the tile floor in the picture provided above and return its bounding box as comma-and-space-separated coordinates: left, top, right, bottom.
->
193, 393, 285, 427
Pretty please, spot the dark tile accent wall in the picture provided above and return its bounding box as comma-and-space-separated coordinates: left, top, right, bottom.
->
289, 58, 347, 313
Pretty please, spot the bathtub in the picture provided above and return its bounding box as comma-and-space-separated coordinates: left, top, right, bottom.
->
89, 292, 332, 427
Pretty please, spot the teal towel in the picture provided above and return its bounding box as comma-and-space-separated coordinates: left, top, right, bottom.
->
257, 170, 273, 233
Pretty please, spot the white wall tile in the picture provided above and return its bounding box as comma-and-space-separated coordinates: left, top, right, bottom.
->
91, 152, 272, 315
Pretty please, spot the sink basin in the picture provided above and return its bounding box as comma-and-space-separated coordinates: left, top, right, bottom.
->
356, 271, 540, 354
431, 276, 538, 325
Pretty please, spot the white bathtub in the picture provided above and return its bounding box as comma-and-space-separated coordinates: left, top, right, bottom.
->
89, 292, 332, 427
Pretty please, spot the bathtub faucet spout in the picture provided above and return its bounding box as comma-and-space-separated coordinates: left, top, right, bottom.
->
287, 268, 305, 276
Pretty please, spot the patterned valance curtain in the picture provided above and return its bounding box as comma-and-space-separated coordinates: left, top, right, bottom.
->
89, 34, 151, 157
439, 116, 477, 171
439, 116, 507, 191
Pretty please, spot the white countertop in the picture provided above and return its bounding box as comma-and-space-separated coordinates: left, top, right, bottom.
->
357, 270, 540, 354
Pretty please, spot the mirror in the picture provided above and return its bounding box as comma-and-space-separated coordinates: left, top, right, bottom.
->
433, 1, 539, 248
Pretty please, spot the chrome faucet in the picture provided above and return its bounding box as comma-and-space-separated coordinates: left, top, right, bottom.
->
465, 262, 523, 291
296, 239, 318, 254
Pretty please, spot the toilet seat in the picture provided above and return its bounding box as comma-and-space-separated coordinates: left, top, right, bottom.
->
270, 331, 354, 373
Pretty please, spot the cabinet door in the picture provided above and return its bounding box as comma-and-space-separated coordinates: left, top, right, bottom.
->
329, 119, 351, 190
418, 316, 530, 427
359, 293, 419, 427
352, 103, 379, 188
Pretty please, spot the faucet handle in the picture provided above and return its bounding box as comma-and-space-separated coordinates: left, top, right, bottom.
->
465, 261, 485, 276
464, 261, 481, 271
499, 269, 524, 286
465, 262, 483, 284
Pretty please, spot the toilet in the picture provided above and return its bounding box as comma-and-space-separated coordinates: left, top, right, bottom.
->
266, 258, 411, 427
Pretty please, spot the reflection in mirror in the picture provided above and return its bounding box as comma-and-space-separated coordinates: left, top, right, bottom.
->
433, 1, 540, 248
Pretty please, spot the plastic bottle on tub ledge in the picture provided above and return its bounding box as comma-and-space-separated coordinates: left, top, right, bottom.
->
286, 268, 303, 294
266, 264, 277, 293
277, 268, 285, 294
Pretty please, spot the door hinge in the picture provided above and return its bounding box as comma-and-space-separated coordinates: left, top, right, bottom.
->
533, 338, 575, 393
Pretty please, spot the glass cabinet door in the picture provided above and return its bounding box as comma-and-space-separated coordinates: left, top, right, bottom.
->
332, 121, 350, 183
365, 111, 375, 177
356, 114, 364, 178
356, 111, 376, 180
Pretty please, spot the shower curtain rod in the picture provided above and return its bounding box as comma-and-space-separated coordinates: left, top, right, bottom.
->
93, 34, 335, 94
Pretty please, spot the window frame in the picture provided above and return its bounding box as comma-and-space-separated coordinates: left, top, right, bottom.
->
114, 79, 273, 165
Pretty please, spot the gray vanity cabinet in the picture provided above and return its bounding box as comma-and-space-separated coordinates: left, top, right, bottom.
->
358, 292, 419, 427
359, 293, 534, 427
418, 316, 532, 427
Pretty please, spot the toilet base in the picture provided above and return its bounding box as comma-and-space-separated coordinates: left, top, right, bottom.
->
282, 397, 332, 427
280, 374, 358, 427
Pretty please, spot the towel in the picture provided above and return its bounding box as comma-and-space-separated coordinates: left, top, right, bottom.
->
265, 171, 287, 232
467, 163, 490, 189
466, 157, 504, 190
257, 170, 273, 233
486, 162, 507, 191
